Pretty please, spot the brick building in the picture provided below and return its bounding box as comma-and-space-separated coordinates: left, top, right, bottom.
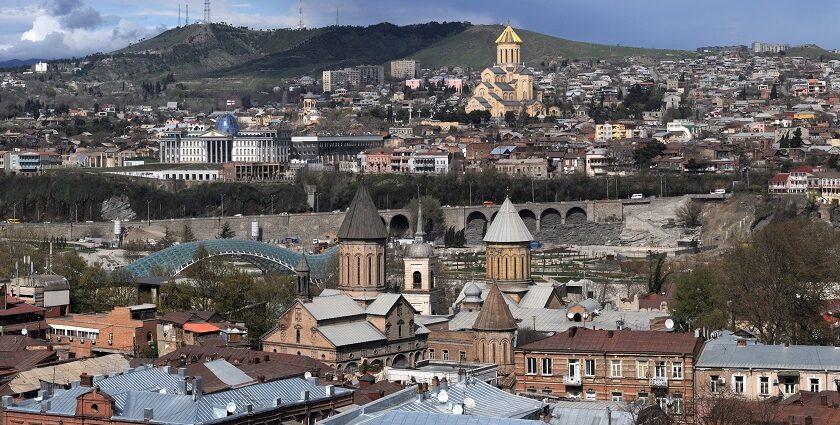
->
514, 327, 702, 419
46, 305, 158, 358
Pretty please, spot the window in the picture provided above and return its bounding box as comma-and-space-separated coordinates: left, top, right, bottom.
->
442, 350, 450, 361
412, 271, 421, 289
637, 361, 649, 379
672, 362, 683, 379
734, 376, 745, 394
710, 375, 720, 393
783, 377, 797, 394
295, 329, 301, 344
428, 349, 435, 360
610, 360, 622, 378
585, 359, 596, 377
459, 351, 466, 362
527, 357, 538, 375
672, 395, 683, 415
656, 396, 667, 410
638, 392, 648, 404
810, 378, 820, 393
654, 361, 667, 378
611, 392, 623, 402
566, 359, 578, 378
759, 377, 770, 396
543, 358, 553, 376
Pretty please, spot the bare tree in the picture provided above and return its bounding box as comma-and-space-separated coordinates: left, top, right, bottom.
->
675, 200, 703, 228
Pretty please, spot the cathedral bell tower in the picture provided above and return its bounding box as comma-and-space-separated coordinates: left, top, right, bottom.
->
295, 254, 311, 301
495, 24, 523, 67
337, 186, 389, 302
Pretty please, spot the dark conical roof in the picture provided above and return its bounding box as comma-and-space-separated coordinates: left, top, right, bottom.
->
337, 186, 388, 240
473, 285, 518, 331
295, 254, 310, 273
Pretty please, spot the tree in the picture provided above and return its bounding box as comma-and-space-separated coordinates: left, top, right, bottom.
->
182, 223, 196, 242
158, 227, 177, 250
633, 141, 667, 168
723, 219, 839, 345
770, 84, 779, 99
183, 244, 223, 310
217, 221, 235, 239
647, 254, 671, 294
159, 278, 195, 312
504, 111, 517, 127
789, 127, 803, 149
671, 267, 728, 331
406, 196, 445, 240
675, 200, 702, 227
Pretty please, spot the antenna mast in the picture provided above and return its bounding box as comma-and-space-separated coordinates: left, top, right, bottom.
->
336, 6, 339, 26
204, 0, 211, 24
297, 0, 304, 30
186, 4, 189, 25
178, 4, 181, 27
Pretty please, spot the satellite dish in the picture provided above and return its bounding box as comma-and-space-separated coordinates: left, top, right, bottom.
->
20, 328, 27, 336
437, 390, 449, 403
226, 402, 236, 414
464, 397, 476, 409
452, 404, 464, 415
304, 371, 313, 379
566, 312, 574, 319
665, 319, 675, 330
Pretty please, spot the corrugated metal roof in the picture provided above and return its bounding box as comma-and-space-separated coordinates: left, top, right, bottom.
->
304, 293, 366, 321
517, 286, 558, 309
203, 359, 253, 387
363, 411, 542, 425
7, 354, 130, 395
366, 294, 403, 316
483, 198, 533, 243
319, 321, 386, 347
696, 331, 840, 370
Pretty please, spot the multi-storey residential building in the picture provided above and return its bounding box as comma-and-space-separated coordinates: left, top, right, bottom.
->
46, 304, 158, 358
495, 157, 549, 178
752, 42, 789, 53
323, 69, 349, 92
362, 149, 392, 173
410, 150, 449, 174
595, 123, 631, 140
514, 327, 702, 419
159, 114, 289, 164
356, 65, 385, 86
695, 331, 840, 401
390, 59, 419, 80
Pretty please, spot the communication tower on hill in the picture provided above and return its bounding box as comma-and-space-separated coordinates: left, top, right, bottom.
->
204, 0, 211, 24
297, 0, 305, 30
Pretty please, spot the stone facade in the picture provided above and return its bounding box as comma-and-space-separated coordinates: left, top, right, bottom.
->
485, 243, 531, 284
338, 241, 387, 299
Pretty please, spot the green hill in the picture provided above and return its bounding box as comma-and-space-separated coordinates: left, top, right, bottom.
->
80, 22, 692, 82
411, 25, 692, 69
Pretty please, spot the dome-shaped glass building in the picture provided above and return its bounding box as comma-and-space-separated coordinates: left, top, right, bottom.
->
216, 113, 240, 135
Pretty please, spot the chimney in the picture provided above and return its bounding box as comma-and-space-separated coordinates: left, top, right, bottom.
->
80, 373, 94, 388
274, 397, 282, 407
41, 400, 51, 412
440, 377, 448, 391
143, 408, 154, 420
326, 385, 335, 397
177, 367, 187, 378
568, 326, 577, 338
180, 379, 188, 395
457, 368, 467, 383
70, 380, 80, 389
300, 390, 310, 402
245, 404, 253, 414
192, 377, 203, 401
159, 366, 169, 374
431, 376, 440, 394
257, 375, 266, 383
607, 330, 614, 338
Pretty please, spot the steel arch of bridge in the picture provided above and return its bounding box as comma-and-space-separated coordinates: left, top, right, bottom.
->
124, 240, 338, 281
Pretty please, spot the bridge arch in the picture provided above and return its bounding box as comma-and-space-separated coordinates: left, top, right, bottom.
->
388, 214, 410, 238
565, 207, 588, 224
518, 209, 537, 234
124, 240, 339, 282
465, 211, 488, 244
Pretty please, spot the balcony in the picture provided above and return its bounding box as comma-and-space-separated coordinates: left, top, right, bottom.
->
564, 375, 582, 386
650, 376, 669, 388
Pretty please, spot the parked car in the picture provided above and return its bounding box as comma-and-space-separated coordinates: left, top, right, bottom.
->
630, 193, 644, 200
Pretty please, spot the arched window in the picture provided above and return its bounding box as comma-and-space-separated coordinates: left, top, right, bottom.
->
367, 255, 372, 285
295, 329, 301, 344
412, 271, 422, 289
491, 343, 497, 364
430, 271, 435, 289
502, 340, 509, 364
345, 255, 350, 284
356, 256, 361, 285
377, 253, 383, 284
397, 320, 404, 338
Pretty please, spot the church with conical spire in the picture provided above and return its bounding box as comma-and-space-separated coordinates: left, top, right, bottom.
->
465, 25, 545, 117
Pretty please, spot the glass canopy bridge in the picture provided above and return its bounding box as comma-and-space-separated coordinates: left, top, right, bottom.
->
124, 240, 338, 283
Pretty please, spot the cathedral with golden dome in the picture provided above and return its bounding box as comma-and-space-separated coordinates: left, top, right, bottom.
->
465, 25, 545, 118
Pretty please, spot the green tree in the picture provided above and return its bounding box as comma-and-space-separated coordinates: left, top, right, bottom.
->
406, 196, 445, 240
647, 254, 671, 294
183, 244, 224, 310
770, 84, 779, 100
671, 267, 728, 330
159, 278, 195, 312
789, 127, 803, 149
217, 221, 235, 239
182, 223, 196, 242
633, 141, 667, 168
75, 264, 111, 313
158, 227, 177, 250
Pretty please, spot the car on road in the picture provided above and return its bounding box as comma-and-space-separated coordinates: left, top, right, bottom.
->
630, 193, 644, 200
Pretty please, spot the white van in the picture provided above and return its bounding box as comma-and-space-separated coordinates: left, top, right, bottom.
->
630, 193, 644, 200
712, 189, 726, 194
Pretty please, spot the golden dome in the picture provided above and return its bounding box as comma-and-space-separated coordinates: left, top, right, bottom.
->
495, 25, 523, 44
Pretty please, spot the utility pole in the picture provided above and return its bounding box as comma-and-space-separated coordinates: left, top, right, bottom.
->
147, 200, 151, 226
220, 194, 225, 218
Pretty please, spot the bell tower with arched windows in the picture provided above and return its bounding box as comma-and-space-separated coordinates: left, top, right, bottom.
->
337, 186, 388, 302
402, 202, 444, 315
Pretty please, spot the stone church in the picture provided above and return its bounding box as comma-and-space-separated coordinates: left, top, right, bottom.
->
261, 187, 429, 371
465, 25, 545, 118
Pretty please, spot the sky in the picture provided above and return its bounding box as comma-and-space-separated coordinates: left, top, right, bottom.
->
3, 0, 840, 61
